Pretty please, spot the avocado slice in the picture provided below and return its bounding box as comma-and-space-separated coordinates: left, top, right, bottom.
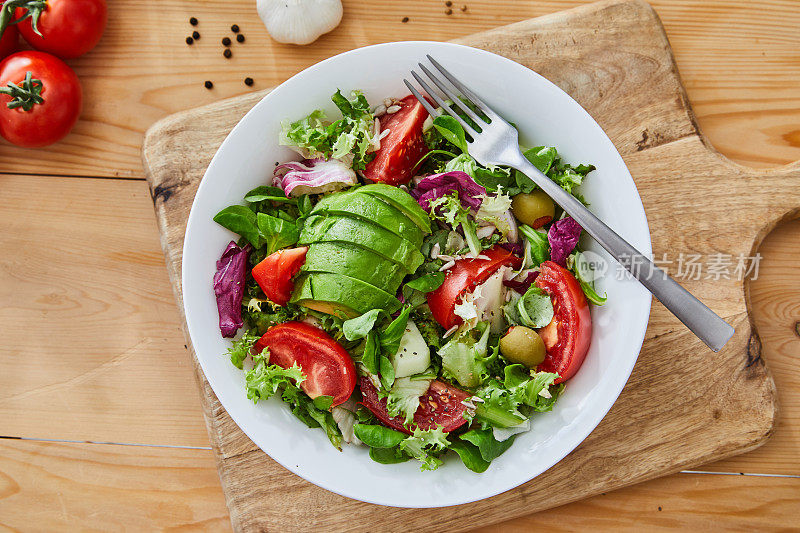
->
356, 184, 432, 234
312, 192, 424, 247
302, 242, 407, 293
299, 215, 424, 273
291, 272, 402, 316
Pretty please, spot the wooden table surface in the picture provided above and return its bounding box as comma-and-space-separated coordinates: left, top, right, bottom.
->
0, 0, 798, 530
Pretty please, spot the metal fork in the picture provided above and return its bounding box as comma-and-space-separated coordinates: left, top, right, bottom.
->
405, 55, 735, 352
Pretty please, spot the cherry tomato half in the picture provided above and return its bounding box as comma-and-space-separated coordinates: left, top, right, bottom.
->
359, 376, 470, 434
427, 245, 522, 330
362, 94, 429, 186
252, 247, 307, 306
255, 321, 356, 407
534, 261, 593, 383
0, 51, 82, 147
15, 0, 107, 59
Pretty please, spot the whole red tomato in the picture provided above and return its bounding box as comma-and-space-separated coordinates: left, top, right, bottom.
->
15, 0, 107, 59
0, 23, 18, 59
0, 51, 81, 147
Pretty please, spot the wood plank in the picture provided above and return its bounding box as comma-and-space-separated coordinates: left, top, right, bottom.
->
0, 174, 210, 447
0, 0, 798, 177
1, 438, 796, 532
0, 439, 230, 531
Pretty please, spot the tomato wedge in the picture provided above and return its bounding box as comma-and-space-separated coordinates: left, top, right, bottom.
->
534, 261, 592, 383
427, 245, 522, 330
251, 247, 307, 306
362, 94, 429, 185
255, 321, 356, 406
359, 376, 469, 434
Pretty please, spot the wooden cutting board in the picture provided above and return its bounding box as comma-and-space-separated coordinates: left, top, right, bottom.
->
142, 0, 797, 530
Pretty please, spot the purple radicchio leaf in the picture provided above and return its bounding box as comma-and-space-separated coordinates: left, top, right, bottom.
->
274, 158, 357, 196
503, 271, 539, 294
213, 241, 251, 338
547, 216, 582, 266
499, 241, 524, 256
410, 171, 486, 212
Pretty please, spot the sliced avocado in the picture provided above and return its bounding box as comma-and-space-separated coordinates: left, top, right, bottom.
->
357, 183, 432, 234
303, 242, 407, 293
291, 272, 402, 316
312, 192, 424, 247
299, 215, 424, 273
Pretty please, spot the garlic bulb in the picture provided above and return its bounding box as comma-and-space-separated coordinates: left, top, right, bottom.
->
257, 0, 343, 45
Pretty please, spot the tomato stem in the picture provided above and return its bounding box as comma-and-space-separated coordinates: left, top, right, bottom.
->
0, 0, 47, 40
0, 71, 44, 111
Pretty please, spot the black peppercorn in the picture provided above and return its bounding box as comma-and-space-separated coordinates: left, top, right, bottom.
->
192, 30, 200, 39
244, 77, 254, 86
236, 34, 245, 43
223, 48, 232, 58
401, 16, 409, 22
204, 81, 213, 89
445, 8, 452, 15
185, 36, 194, 45
189, 17, 198, 26
231, 24, 240, 33
222, 36, 231, 46
445, 0, 452, 5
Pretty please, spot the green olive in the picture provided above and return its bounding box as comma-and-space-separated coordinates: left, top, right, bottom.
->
512, 190, 555, 228
499, 326, 547, 368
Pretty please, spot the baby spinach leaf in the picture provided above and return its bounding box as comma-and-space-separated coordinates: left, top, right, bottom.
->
353, 423, 406, 448
256, 212, 299, 255
379, 354, 395, 389
379, 305, 412, 356
516, 287, 554, 329
312, 395, 334, 411
433, 115, 468, 153
369, 446, 410, 464
459, 428, 516, 462
213, 205, 263, 248
449, 440, 491, 473
404, 272, 445, 293
343, 309, 383, 341
244, 185, 296, 204
362, 332, 381, 375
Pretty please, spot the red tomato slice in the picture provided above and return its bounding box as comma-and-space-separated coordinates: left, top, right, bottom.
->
255, 321, 356, 406
359, 376, 470, 434
252, 247, 307, 306
534, 261, 593, 384
427, 245, 522, 330
362, 95, 429, 185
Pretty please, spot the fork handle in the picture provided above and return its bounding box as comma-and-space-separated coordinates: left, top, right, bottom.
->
513, 158, 735, 352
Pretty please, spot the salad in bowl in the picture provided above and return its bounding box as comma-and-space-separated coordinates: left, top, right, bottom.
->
211, 86, 605, 473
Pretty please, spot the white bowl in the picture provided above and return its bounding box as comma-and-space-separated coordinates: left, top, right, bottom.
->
182, 41, 652, 508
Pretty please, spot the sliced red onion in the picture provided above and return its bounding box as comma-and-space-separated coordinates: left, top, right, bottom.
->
274, 158, 357, 196
502, 271, 539, 294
